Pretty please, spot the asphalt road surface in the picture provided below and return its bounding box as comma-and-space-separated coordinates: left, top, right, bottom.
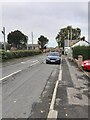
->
1, 54, 90, 119
1, 54, 59, 118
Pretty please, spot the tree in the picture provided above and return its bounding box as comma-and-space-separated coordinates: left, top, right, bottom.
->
7, 30, 28, 49
38, 35, 49, 51
56, 26, 81, 48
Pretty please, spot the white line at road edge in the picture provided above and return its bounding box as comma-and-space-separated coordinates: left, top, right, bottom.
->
50, 80, 59, 110
50, 64, 62, 110
47, 110, 58, 119
0, 70, 21, 81
47, 64, 62, 119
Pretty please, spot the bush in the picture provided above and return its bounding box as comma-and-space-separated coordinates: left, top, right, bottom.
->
0, 50, 42, 61
72, 46, 90, 60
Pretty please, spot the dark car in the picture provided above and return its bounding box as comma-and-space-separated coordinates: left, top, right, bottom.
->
46, 52, 61, 64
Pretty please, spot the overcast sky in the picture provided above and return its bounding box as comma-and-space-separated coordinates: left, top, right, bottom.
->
1, 1, 89, 47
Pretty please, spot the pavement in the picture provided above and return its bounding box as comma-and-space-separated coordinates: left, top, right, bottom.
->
55, 56, 90, 119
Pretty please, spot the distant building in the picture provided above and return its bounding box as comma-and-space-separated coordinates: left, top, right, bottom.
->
28, 44, 39, 50
64, 40, 70, 47
69, 40, 80, 46
64, 39, 79, 47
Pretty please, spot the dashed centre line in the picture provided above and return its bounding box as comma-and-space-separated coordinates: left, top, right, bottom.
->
1, 60, 39, 81
30, 61, 39, 66
0, 70, 21, 81
21, 60, 38, 64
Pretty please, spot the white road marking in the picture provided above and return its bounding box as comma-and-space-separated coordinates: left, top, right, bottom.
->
58, 70, 62, 81
21, 60, 31, 64
21, 60, 38, 64
0, 70, 21, 81
32, 60, 38, 63
47, 63, 62, 119
21, 62, 25, 64
30, 61, 39, 66
47, 110, 58, 119
50, 80, 59, 110
1, 60, 39, 81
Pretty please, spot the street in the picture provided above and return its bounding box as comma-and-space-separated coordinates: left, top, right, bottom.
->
1, 54, 90, 119
1, 54, 59, 118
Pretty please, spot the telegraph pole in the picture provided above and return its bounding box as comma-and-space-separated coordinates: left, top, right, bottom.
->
31, 32, 33, 49
70, 25, 72, 47
2, 27, 6, 51
68, 30, 69, 47
70, 26, 72, 40
26, 36, 28, 50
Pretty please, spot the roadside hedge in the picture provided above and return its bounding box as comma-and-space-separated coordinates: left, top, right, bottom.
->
72, 46, 90, 60
0, 50, 42, 62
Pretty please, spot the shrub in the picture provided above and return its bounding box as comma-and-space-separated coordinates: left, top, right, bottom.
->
72, 46, 90, 60
0, 50, 42, 62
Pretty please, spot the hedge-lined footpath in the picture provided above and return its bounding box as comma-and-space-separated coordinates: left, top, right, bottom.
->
72, 46, 90, 60
0, 50, 42, 62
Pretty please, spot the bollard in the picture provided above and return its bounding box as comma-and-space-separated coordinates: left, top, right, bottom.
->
78, 55, 83, 67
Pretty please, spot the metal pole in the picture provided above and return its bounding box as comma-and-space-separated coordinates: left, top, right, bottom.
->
71, 26, 72, 40
31, 32, 34, 50
2, 27, 6, 51
27, 39, 28, 50
68, 30, 69, 47
70, 26, 72, 47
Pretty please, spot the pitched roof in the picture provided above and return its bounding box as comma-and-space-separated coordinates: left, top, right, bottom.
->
71, 40, 89, 48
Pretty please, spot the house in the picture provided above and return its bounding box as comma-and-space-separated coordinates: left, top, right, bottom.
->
69, 40, 80, 46
64, 39, 79, 47
71, 40, 89, 48
28, 44, 39, 50
64, 40, 90, 57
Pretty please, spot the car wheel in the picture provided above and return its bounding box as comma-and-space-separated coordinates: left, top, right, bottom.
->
46, 61, 48, 64
58, 61, 61, 64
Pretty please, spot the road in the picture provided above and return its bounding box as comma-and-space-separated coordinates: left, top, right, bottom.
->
1, 54, 59, 118
1, 54, 90, 119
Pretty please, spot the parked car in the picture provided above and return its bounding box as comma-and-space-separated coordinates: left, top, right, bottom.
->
81, 60, 90, 71
46, 52, 61, 64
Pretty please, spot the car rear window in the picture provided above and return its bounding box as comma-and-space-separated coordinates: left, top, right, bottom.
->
49, 52, 59, 56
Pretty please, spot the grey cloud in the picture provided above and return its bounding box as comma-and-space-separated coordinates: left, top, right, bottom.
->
1, 2, 88, 47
